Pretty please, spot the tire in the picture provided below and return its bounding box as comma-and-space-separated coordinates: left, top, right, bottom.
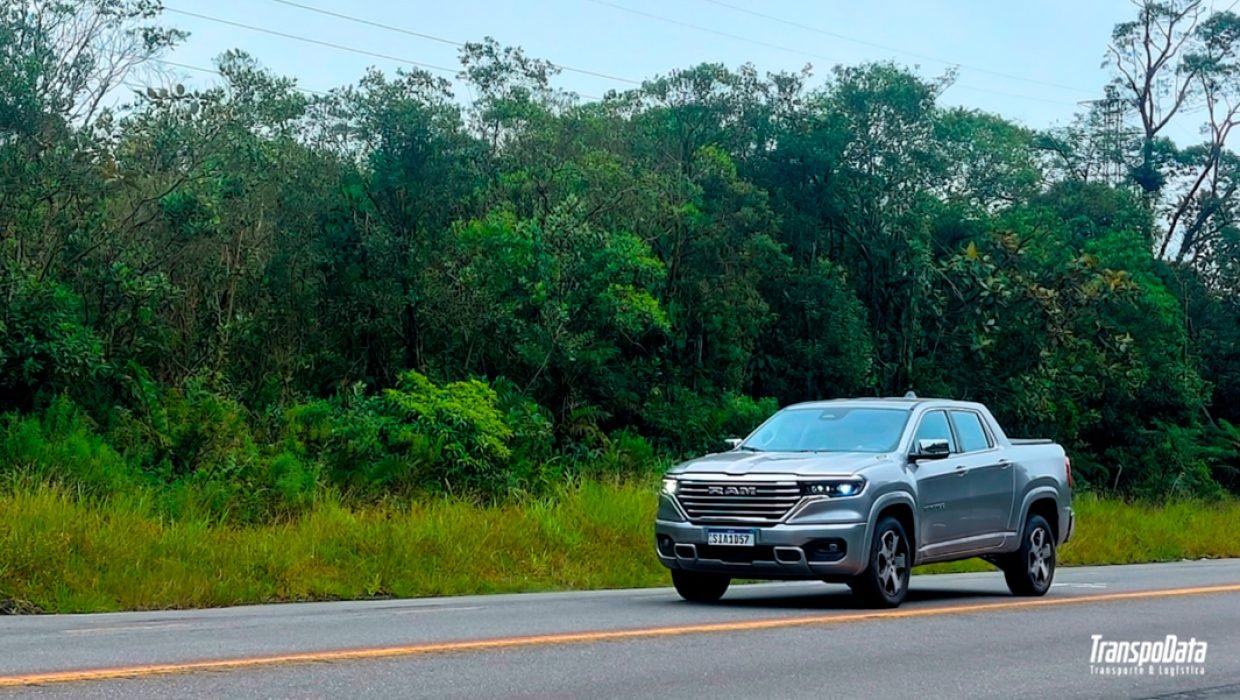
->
671, 570, 730, 603
1003, 514, 1056, 596
849, 516, 911, 608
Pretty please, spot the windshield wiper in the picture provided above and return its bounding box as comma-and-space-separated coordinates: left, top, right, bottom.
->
737, 445, 764, 452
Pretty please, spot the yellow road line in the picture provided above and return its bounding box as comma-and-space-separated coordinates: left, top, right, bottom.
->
3, 583, 1239, 688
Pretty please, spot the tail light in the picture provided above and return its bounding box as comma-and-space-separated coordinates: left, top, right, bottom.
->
1065, 456, 1074, 489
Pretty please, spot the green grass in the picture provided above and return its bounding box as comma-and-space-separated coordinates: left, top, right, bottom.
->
917, 493, 1240, 574
2, 485, 1239, 613
0, 479, 666, 613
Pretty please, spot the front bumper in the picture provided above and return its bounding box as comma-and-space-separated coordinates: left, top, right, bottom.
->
654, 519, 870, 580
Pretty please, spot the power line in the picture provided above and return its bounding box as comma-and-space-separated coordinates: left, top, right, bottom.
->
163, 7, 607, 101
266, 0, 642, 85
698, 0, 1097, 96
586, 0, 844, 66
270, 0, 460, 49
163, 7, 460, 75
949, 84, 1089, 107
156, 58, 604, 102
132, 59, 608, 111
152, 59, 330, 95
588, 0, 1082, 108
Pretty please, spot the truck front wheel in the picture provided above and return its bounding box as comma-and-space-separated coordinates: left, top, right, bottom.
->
848, 516, 911, 608
671, 570, 730, 603
1003, 514, 1056, 596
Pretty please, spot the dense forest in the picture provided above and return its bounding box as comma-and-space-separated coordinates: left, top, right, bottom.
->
2, 0, 1239, 521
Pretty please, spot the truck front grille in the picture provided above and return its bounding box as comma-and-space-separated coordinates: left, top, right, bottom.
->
674, 480, 802, 523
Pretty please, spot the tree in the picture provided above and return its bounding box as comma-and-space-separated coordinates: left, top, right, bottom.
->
2, 2, 1239, 500
1105, 0, 1240, 262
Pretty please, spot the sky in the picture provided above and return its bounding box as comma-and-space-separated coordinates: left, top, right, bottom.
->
153, 0, 1187, 137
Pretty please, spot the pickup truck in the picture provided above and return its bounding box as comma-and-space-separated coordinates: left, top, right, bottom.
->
655, 396, 1074, 607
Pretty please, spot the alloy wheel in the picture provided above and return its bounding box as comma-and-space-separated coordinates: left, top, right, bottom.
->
876, 529, 908, 597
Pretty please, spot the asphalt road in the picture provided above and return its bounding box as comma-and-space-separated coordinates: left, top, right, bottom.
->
2, 560, 1238, 699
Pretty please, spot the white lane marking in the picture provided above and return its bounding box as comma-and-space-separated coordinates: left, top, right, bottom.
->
392, 606, 483, 615
65, 623, 191, 636
1052, 582, 1108, 588
60, 606, 481, 635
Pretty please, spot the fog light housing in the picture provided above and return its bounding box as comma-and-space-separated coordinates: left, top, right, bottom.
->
805, 538, 848, 562
656, 535, 675, 557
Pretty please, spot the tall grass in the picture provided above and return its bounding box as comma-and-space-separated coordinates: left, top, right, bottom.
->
908, 492, 1240, 574
0, 479, 664, 613
2, 485, 1238, 613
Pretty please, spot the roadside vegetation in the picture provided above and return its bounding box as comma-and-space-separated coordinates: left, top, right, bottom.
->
3, 483, 1239, 613
3, 0, 1240, 613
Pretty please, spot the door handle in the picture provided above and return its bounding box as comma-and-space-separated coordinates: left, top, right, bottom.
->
997, 459, 1012, 470
955, 466, 969, 477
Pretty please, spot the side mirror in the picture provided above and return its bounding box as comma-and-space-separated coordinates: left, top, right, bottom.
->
911, 438, 951, 460
723, 437, 743, 450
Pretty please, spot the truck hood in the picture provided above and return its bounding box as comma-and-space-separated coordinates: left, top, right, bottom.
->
667, 450, 894, 477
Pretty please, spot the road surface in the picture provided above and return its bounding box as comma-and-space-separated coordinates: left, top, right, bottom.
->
1, 560, 1238, 698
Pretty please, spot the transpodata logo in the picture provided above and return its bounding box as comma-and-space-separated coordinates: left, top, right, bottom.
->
1090, 634, 1208, 677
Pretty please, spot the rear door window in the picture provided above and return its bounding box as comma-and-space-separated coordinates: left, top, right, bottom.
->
950, 411, 992, 453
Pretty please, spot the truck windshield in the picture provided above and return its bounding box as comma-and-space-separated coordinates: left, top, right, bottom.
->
741, 407, 910, 453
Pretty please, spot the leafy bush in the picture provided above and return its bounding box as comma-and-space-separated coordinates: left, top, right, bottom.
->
282, 373, 559, 498
382, 371, 513, 494
0, 397, 137, 496
640, 388, 778, 456
110, 381, 261, 481
590, 429, 663, 477
1105, 421, 1225, 499
284, 387, 432, 497
0, 279, 105, 410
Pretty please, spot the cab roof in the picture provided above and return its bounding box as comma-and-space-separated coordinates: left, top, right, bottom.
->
784, 397, 988, 412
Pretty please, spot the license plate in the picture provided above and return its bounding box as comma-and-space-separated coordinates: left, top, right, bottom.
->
706, 529, 756, 547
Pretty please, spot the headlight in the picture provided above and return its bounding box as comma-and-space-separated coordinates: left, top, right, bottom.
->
662, 477, 679, 495
799, 478, 865, 498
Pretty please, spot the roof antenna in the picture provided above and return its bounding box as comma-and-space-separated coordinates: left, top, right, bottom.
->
903, 390, 917, 399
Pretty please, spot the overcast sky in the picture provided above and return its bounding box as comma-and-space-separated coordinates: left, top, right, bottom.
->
155, 0, 1208, 140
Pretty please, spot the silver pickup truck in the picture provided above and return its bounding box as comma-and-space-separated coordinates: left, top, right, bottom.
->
655, 396, 1074, 607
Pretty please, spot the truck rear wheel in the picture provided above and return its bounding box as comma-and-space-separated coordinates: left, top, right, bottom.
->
1003, 514, 1056, 596
848, 516, 910, 608
671, 570, 730, 603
